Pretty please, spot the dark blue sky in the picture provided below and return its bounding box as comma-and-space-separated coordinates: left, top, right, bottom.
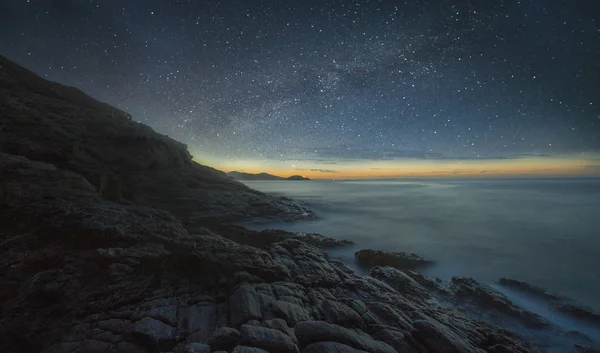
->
1, 0, 599, 176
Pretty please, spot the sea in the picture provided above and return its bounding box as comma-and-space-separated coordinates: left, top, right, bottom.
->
241, 178, 600, 320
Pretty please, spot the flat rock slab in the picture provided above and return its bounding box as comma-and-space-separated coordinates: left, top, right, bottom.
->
132, 317, 177, 351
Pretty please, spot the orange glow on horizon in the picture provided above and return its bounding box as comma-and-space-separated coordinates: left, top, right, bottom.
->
190, 152, 600, 180
222, 166, 596, 180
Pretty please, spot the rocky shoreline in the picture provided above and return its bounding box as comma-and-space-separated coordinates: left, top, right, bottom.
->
1, 56, 599, 353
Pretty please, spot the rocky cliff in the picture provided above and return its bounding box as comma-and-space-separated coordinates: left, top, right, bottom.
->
0, 55, 313, 225
1, 56, 597, 353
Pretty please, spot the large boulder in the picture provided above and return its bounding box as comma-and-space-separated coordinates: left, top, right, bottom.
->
131, 317, 177, 351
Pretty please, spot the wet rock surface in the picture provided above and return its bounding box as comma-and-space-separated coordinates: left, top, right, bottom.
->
355, 249, 433, 271
371, 267, 600, 352
1, 56, 598, 353
498, 278, 563, 301
449, 277, 550, 329
499, 278, 600, 326
196, 226, 353, 251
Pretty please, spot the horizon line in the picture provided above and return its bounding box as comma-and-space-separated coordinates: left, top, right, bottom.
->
223, 169, 600, 181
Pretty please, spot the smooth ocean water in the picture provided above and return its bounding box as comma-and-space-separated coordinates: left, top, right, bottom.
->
242, 178, 600, 314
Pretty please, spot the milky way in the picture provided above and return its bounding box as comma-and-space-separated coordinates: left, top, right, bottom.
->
2, 0, 599, 177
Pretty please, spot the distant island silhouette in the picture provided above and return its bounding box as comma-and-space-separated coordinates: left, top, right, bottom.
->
228, 171, 310, 181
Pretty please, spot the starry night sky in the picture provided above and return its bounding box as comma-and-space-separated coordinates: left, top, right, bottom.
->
2, 0, 600, 178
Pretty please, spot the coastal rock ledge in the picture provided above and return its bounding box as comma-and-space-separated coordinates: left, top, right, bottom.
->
355, 249, 433, 271
0, 56, 595, 353
0, 149, 531, 352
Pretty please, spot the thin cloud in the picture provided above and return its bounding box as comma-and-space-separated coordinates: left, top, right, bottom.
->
296, 168, 338, 173
310, 168, 338, 173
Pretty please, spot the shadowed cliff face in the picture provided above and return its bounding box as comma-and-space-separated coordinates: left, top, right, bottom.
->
0, 56, 313, 224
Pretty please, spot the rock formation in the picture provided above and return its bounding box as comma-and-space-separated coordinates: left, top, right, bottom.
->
0, 154, 534, 352
499, 278, 600, 326
0, 55, 313, 225
355, 249, 433, 271
1, 56, 598, 353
